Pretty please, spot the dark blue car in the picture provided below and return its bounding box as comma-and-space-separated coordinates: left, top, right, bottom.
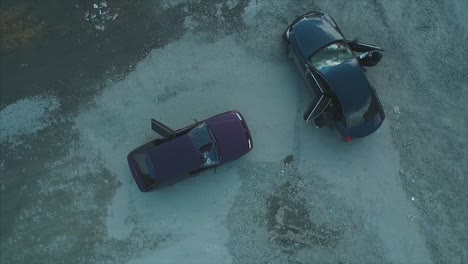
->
284, 11, 385, 141
128, 111, 253, 192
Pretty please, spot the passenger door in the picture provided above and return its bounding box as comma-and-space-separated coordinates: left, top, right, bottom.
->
303, 69, 331, 122
346, 39, 383, 52
151, 119, 175, 138
347, 39, 384, 67
304, 94, 332, 122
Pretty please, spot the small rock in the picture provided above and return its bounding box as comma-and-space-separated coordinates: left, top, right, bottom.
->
226, 0, 238, 9
94, 25, 105, 31
393, 106, 401, 115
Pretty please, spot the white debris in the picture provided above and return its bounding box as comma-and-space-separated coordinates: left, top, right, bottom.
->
183, 16, 198, 30
85, 0, 118, 31
393, 106, 401, 115
95, 25, 105, 31
0, 95, 60, 144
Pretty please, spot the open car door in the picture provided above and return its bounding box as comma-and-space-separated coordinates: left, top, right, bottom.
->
304, 95, 332, 122
151, 119, 175, 138
347, 39, 384, 67
347, 39, 383, 52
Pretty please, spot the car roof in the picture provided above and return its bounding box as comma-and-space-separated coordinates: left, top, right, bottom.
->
146, 135, 201, 180
291, 15, 343, 58
318, 59, 373, 122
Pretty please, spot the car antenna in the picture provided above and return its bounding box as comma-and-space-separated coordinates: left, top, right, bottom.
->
194, 119, 199, 123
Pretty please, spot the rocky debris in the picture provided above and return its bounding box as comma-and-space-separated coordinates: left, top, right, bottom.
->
84, 1, 118, 31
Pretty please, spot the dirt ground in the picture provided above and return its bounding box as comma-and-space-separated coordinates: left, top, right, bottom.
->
1, 0, 466, 263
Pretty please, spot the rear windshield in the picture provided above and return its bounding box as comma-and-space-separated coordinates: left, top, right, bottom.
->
133, 152, 157, 182
346, 94, 379, 128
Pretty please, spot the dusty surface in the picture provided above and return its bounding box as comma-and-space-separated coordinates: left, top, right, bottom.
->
1, 0, 466, 263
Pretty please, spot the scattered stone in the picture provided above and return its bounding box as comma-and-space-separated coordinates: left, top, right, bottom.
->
226, 0, 238, 9
393, 106, 401, 115
84, 0, 118, 31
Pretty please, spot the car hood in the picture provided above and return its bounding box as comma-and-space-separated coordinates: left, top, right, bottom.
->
291, 16, 343, 58
147, 136, 201, 180
206, 113, 249, 162
319, 59, 373, 124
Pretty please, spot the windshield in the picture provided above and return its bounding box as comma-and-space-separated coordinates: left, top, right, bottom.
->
346, 94, 379, 128
189, 123, 221, 166
309, 41, 354, 72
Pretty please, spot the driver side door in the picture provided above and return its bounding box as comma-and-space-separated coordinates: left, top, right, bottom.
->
303, 69, 332, 122
346, 39, 383, 52
304, 94, 331, 122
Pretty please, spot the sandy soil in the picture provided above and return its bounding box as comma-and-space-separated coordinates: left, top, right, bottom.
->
1, 0, 466, 263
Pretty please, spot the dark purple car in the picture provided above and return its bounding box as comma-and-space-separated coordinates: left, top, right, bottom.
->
127, 111, 253, 192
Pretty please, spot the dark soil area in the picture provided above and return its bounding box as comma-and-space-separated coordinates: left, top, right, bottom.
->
0, 0, 184, 110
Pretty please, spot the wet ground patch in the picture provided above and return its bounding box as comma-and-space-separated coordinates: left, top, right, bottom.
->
266, 181, 343, 252
181, 0, 249, 34
0, 0, 186, 110
227, 160, 384, 264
